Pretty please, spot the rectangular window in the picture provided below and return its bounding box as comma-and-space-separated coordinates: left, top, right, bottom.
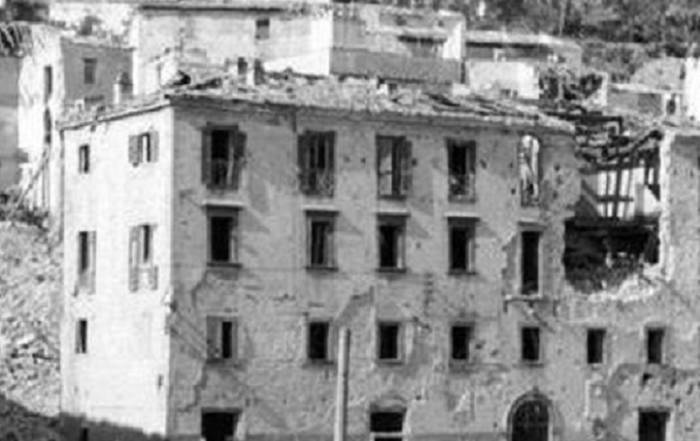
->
79, 427, 89, 441
83, 58, 97, 85
255, 18, 270, 40
639, 410, 669, 441
646, 328, 665, 364
370, 411, 404, 441
201, 411, 238, 441
306, 212, 336, 269
377, 215, 406, 271
208, 207, 240, 265
128, 131, 159, 166
128, 224, 158, 292
521, 231, 540, 295
377, 135, 412, 198
202, 128, 246, 190
307, 321, 330, 362
77, 231, 95, 291
450, 323, 473, 362
587, 328, 606, 365
521, 326, 541, 363
44, 65, 53, 100
298, 131, 335, 196
448, 218, 476, 273
519, 135, 541, 206
78, 144, 90, 174
75, 319, 88, 354
206, 316, 237, 361
447, 139, 476, 200
377, 322, 401, 362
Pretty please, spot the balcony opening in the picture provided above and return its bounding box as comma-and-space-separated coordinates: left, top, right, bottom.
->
204, 128, 246, 190
298, 131, 335, 197
377, 135, 412, 198
378, 216, 406, 271
449, 218, 476, 273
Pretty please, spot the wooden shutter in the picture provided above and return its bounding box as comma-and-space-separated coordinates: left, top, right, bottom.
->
232, 129, 247, 189
149, 130, 159, 163
400, 138, 413, 195
229, 211, 239, 263
230, 319, 239, 361
128, 226, 139, 292
128, 135, 139, 166
377, 136, 393, 196
206, 316, 220, 360
88, 231, 96, 293
202, 130, 212, 185
298, 132, 310, 193
467, 141, 477, 199
148, 265, 158, 290
326, 132, 336, 196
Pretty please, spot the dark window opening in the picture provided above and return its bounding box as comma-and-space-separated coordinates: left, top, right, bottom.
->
138, 133, 152, 163
370, 411, 404, 441
451, 324, 472, 361
298, 131, 335, 196
255, 18, 270, 40
377, 322, 401, 361
378, 216, 406, 270
206, 317, 236, 361
209, 210, 239, 264
44, 65, 53, 100
79, 428, 89, 441
521, 231, 540, 295
78, 144, 90, 173
205, 128, 246, 190
587, 329, 606, 365
83, 58, 97, 85
221, 320, 233, 359
449, 218, 476, 272
76, 319, 88, 354
521, 326, 541, 363
201, 411, 238, 441
377, 135, 412, 198
646, 328, 665, 364
519, 134, 541, 206
43, 109, 52, 145
78, 231, 90, 273
139, 224, 153, 264
308, 321, 330, 362
308, 214, 335, 268
639, 410, 668, 441
447, 139, 476, 200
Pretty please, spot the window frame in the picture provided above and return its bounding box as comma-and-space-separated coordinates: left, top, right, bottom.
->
83, 57, 97, 85
446, 139, 477, 201
520, 228, 542, 296
206, 316, 238, 363
645, 327, 666, 365
586, 328, 606, 366
520, 325, 543, 365
78, 144, 90, 174
305, 210, 337, 270
255, 17, 271, 40
306, 319, 333, 364
298, 130, 336, 197
376, 135, 412, 199
447, 217, 477, 275
449, 322, 475, 367
376, 321, 403, 364
75, 319, 88, 354
202, 126, 246, 190
207, 206, 241, 267
370, 410, 405, 441
376, 214, 408, 272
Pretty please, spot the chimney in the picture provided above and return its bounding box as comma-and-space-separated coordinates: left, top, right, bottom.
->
113, 72, 133, 105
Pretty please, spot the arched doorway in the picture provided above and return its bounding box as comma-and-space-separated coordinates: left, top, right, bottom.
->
510, 396, 550, 441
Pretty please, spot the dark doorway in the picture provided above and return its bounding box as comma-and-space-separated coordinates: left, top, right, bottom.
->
202, 411, 238, 441
370, 410, 404, 441
511, 398, 549, 441
639, 410, 668, 441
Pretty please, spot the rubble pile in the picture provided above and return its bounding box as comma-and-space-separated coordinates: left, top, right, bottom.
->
0, 221, 61, 440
